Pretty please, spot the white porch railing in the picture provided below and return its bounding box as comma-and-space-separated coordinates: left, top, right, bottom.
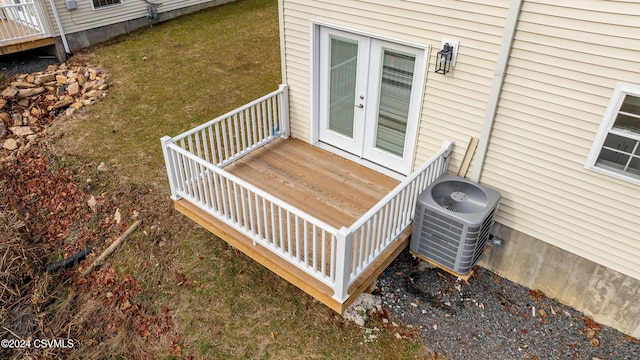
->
0, 0, 49, 43
161, 84, 453, 304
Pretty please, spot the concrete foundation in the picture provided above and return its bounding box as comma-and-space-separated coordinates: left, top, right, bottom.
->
479, 223, 640, 338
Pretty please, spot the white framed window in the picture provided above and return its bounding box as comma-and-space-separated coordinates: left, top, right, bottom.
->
92, 0, 122, 10
586, 83, 640, 184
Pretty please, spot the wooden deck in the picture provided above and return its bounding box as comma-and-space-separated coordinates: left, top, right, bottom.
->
0, 18, 54, 56
173, 138, 413, 312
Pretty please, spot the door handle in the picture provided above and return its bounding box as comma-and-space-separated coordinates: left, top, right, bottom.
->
355, 104, 364, 108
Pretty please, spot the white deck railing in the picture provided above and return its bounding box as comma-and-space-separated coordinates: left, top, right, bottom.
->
162, 84, 452, 303
334, 141, 452, 300
0, 1, 49, 43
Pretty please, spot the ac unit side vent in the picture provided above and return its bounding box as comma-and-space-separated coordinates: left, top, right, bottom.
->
410, 174, 501, 275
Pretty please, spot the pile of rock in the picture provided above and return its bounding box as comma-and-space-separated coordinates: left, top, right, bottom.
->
0, 62, 108, 152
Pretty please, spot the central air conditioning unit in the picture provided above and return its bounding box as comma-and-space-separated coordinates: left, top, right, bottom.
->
410, 173, 501, 275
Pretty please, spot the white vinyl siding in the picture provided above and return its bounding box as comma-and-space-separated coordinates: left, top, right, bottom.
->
280, 0, 510, 172
482, 0, 640, 280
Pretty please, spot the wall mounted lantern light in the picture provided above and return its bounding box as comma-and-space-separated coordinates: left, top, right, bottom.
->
435, 39, 459, 74
435, 43, 454, 74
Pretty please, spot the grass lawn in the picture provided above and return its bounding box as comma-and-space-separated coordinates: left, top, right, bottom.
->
46, 0, 435, 358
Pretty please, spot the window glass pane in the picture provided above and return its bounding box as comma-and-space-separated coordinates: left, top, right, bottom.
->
374, 50, 415, 157
93, 0, 121, 8
614, 114, 640, 133
616, 95, 640, 132
602, 133, 636, 153
328, 36, 357, 138
629, 156, 640, 175
620, 94, 640, 114
596, 148, 630, 170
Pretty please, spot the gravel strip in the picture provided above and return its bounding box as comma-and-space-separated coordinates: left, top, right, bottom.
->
376, 249, 640, 360
0, 49, 59, 78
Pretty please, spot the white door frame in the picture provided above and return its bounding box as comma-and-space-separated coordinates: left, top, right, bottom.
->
310, 21, 430, 177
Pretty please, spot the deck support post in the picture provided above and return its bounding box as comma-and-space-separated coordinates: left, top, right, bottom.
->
161, 136, 181, 201
333, 226, 353, 303
278, 84, 290, 138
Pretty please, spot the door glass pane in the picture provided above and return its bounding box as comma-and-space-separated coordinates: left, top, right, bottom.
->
328, 36, 358, 138
374, 50, 415, 156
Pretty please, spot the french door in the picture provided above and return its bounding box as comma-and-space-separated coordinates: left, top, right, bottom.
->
318, 27, 426, 175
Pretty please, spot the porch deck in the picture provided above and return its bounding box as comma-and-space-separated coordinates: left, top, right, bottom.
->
161, 85, 452, 312
174, 138, 411, 311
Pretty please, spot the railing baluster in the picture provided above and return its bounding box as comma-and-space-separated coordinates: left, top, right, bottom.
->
267, 95, 274, 136
295, 215, 300, 261
194, 132, 202, 159
247, 189, 255, 234
200, 164, 210, 208
233, 182, 241, 224
202, 126, 211, 163
286, 210, 292, 256
233, 114, 240, 156
357, 226, 365, 273
262, 197, 269, 244
270, 202, 276, 247
312, 224, 318, 271
321, 230, 326, 276
330, 235, 336, 281
214, 122, 223, 165
222, 122, 231, 164
278, 207, 284, 251
255, 193, 262, 243
238, 113, 247, 153
304, 221, 309, 266
184, 157, 194, 198
250, 108, 257, 145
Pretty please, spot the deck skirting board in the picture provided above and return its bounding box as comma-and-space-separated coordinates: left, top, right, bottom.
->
174, 198, 411, 313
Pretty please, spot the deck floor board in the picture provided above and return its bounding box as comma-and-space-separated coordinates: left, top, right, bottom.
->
225, 138, 398, 228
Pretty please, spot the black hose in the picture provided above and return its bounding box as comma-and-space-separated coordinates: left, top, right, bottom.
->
47, 247, 93, 272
